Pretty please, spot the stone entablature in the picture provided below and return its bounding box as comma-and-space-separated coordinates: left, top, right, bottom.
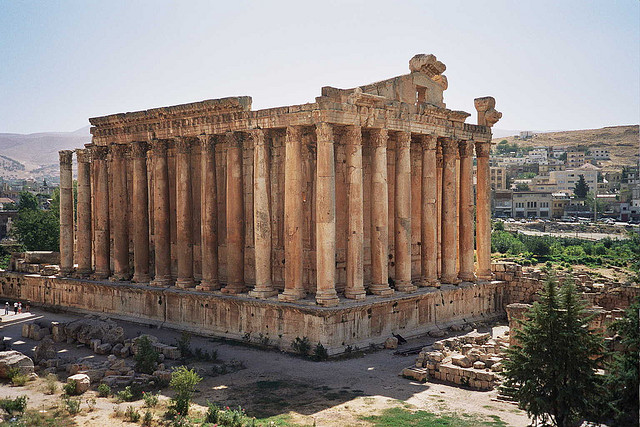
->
59, 54, 502, 309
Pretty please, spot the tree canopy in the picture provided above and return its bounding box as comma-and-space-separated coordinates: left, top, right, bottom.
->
574, 174, 589, 198
11, 188, 59, 251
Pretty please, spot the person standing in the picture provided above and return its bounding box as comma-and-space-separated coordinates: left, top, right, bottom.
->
13, 302, 17, 315
17, 303, 22, 314
4, 302, 8, 315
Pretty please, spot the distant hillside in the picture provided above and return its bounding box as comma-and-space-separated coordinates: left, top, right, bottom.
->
492, 125, 639, 168
0, 126, 90, 179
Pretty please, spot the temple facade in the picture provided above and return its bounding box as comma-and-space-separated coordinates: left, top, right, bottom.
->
58, 54, 501, 307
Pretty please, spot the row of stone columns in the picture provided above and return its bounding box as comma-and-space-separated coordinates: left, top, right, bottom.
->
59, 127, 493, 304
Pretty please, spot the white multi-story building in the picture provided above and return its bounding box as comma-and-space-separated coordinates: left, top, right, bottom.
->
591, 148, 610, 160
526, 148, 548, 164
549, 163, 600, 195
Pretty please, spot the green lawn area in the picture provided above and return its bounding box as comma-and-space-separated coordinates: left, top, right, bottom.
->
361, 407, 507, 427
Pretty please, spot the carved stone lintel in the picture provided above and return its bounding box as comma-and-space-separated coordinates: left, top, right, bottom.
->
92, 145, 109, 161
409, 54, 446, 77
458, 140, 475, 158
75, 148, 91, 163
370, 128, 388, 147
421, 134, 437, 151
59, 150, 73, 165
130, 141, 148, 158
475, 141, 491, 158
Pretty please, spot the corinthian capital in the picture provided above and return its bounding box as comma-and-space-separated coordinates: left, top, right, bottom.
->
475, 141, 492, 158
59, 150, 73, 165
474, 96, 502, 128
458, 140, 475, 158
421, 134, 437, 151
370, 128, 388, 147
130, 141, 148, 158
92, 145, 109, 161
439, 137, 458, 156
396, 131, 411, 149
76, 148, 91, 164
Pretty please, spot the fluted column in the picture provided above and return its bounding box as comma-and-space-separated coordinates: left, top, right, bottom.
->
344, 125, 366, 300
394, 131, 416, 292
420, 135, 438, 286
458, 140, 475, 282
175, 137, 194, 288
59, 150, 74, 276
315, 123, 339, 306
475, 141, 493, 280
436, 144, 443, 278
93, 146, 110, 279
440, 137, 459, 284
369, 129, 394, 296
151, 140, 172, 286
197, 135, 220, 291
131, 141, 150, 283
250, 130, 277, 298
223, 132, 246, 294
279, 126, 306, 301
75, 148, 92, 276
111, 144, 130, 281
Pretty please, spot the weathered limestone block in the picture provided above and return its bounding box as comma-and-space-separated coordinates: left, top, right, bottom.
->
473, 361, 485, 369
68, 373, 91, 394
384, 337, 399, 349
401, 367, 429, 382
51, 322, 66, 343
0, 351, 34, 377
34, 338, 56, 363
21, 324, 30, 338
95, 343, 112, 355
451, 355, 472, 368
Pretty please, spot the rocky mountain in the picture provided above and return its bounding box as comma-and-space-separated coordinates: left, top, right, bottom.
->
0, 126, 91, 180
492, 125, 639, 168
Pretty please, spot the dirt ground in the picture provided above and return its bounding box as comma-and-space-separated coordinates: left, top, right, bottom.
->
0, 308, 530, 426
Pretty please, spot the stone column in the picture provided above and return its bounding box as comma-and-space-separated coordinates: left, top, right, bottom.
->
197, 135, 220, 291
93, 146, 110, 279
250, 130, 277, 298
344, 125, 366, 300
279, 126, 306, 301
475, 141, 493, 280
420, 135, 438, 286
75, 149, 92, 276
131, 141, 150, 283
111, 144, 130, 281
394, 131, 416, 292
151, 140, 172, 285
223, 132, 246, 294
175, 137, 195, 288
369, 129, 394, 296
315, 123, 339, 306
59, 150, 74, 276
458, 140, 475, 282
436, 144, 443, 278
440, 137, 459, 284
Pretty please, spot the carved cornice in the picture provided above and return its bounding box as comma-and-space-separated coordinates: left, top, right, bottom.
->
59, 150, 73, 166
458, 140, 475, 158
130, 141, 148, 158
75, 148, 91, 163
475, 141, 492, 158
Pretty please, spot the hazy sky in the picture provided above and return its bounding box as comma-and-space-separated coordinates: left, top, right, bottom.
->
0, 0, 638, 134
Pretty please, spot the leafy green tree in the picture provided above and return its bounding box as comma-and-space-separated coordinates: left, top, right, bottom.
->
602, 299, 639, 425
169, 366, 202, 416
574, 174, 589, 198
134, 336, 159, 374
16, 192, 38, 211
515, 182, 530, 191
502, 277, 604, 427
11, 188, 60, 251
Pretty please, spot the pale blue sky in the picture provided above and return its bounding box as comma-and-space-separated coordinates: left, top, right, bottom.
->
0, 0, 638, 134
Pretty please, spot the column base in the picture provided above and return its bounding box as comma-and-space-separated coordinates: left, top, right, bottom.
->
458, 272, 476, 283
175, 278, 196, 289
421, 277, 440, 287
440, 275, 461, 285
278, 289, 306, 302
248, 287, 278, 298
59, 268, 74, 277
369, 284, 395, 296
132, 274, 151, 284
476, 271, 493, 282
151, 277, 173, 287
221, 284, 247, 294
93, 271, 110, 280
110, 274, 131, 282
395, 280, 417, 293
315, 291, 339, 307
344, 289, 366, 300
196, 280, 221, 291
75, 268, 92, 277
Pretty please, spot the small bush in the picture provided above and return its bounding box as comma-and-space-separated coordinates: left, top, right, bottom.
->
44, 373, 58, 394
63, 379, 79, 396
169, 366, 202, 416
142, 410, 153, 426
125, 405, 141, 422
205, 401, 220, 423
0, 395, 27, 415
85, 397, 96, 412
116, 386, 134, 403
292, 336, 311, 356
175, 332, 192, 359
62, 395, 81, 415
134, 335, 160, 374
313, 343, 329, 361
11, 372, 29, 386
97, 383, 111, 397
143, 391, 159, 408
112, 405, 124, 418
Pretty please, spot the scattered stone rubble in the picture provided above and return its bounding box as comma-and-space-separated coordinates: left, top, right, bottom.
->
402, 329, 510, 391
0, 350, 34, 378
9, 251, 60, 276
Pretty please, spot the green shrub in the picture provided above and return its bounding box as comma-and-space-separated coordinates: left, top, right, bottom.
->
97, 383, 111, 397
175, 332, 192, 359
169, 366, 202, 416
292, 336, 311, 356
116, 386, 134, 402
63, 379, 79, 396
134, 335, 160, 374
125, 405, 141, 422
142, 410, 153, 426
313, 343, 329, 361
0, 395, 27, 415
143, 391, 158, 407
205, 401, 220, 423
11, 372, 29, 386
62, 395, 81, 415
44, 373, 58, 394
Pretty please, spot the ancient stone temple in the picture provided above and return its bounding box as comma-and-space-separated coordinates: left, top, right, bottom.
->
10, 54, 505, 353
